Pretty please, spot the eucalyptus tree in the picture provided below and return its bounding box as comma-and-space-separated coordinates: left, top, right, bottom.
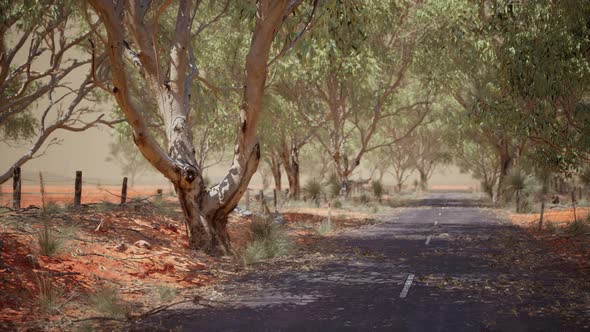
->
268, 80, 320, 200
491, 0, 590, 170
289, 0, 431, 196
414, 0, 530, 197
417, 0, 590, 194
85, 0, 324, 254
383, 137, 416, 193
410, 124, 450, 191
0, 1, 118, 184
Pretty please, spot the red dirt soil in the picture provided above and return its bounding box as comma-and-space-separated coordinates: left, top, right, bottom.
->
0, 201, 371, 331
509, 208, 590, 271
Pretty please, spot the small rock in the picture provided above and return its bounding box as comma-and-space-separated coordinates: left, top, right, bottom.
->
233, 206, 253, 217
26, 254, 40, 269
166, 222, 179, 233
273, 214, 285, 225
114, 243, 128, 252
134, 240, 152, 250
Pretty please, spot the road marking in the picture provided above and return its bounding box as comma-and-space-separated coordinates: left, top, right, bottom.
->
434, 221, 438, 226
399, 274, 415, 298
425, 235, 431, 245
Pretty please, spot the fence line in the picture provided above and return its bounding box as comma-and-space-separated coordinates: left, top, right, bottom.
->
0, 168, 280, 210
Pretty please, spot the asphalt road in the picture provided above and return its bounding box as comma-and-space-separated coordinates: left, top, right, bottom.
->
133, 193, 589, 331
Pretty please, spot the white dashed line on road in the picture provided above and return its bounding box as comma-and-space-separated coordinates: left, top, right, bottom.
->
399, 274, 415, 298
425, 235, 431, 245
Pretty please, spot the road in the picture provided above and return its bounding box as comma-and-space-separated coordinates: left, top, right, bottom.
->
133, 193, 589, 331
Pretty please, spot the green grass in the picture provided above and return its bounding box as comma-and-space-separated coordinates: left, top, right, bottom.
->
314, 220, 332, 236
242, 216, 292, 265
36, 275, 64, 314
37, 218, 67, 257
88, 286, 128, 318
564, 218, 589, 235
332, 199, 343, 209
545, 221, 557, 233
303, 179, 323, 206
370, 205, 379, 214
95, 201, 118, 213
153, 284, 178, 302
372, 180, 384, 201
43, 200, 61, 215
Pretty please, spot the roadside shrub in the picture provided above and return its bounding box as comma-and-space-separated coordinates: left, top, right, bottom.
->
154, 284, 178, 302
36, 275, 64, 314
303, 179, 323, 206
505, 168, 531, 213
564, 218, 589, 235
370, 205, 379, 214
314, 220, 332, 236
37, 219, 66, 257
243, 216, 292, 264
359, 193, 370, 204
545, 221, 556, 233
63, 200, 75, 211
332, 200, 343, 209
88, 286, 128, 318
480, 180, 494, 200
326, 173, 341, 198
371, 180, 384, 202
43, 200, 61, 215
96, 201, 117, 213
519, 196, 534, 213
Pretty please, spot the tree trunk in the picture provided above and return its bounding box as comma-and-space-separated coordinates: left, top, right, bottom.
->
284, 164, 300, 200
418, 169, 428, 191
90, 0, 291, 255
280, 138, 301, 200
269, 153, 282, 192
496, 152, 513, 202
339, 176, 352, 197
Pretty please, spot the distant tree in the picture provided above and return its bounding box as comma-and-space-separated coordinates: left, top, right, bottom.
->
387, 138, 415, 193
106, 138, 152, 187
0, 1, 119, 184
290, 1, 431, 196
411, 125, 450, 191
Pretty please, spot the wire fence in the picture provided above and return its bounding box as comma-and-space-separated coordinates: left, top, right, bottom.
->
0, 169, 285, 211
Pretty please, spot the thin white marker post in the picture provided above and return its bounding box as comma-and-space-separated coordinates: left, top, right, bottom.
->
425, 235, 431, 245
400, 274, 415, 298
434, 220, 438, 226
328, 201, 332, 227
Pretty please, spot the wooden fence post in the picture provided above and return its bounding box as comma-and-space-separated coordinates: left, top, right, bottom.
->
12, 167, 21, 210
39, 172, 46, 211
120, 177, 128, 205
74, 171, 82, 208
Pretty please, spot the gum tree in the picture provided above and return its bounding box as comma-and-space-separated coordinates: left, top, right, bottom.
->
291, 0, 431, 196
86, 0, 321, 254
